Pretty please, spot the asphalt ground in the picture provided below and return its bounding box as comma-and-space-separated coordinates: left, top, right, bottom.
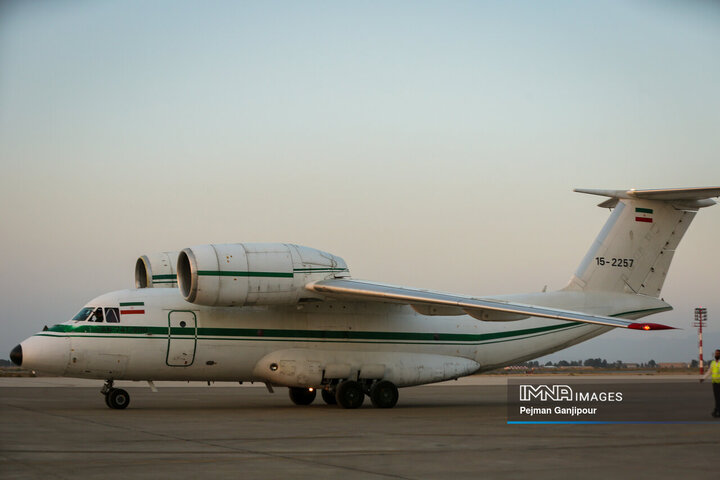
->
1, 377, 718, 479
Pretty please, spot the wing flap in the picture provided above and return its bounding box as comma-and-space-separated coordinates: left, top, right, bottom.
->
307, 278, 674, 330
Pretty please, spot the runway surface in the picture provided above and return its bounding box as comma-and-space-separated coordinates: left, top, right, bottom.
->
1, 377, 717, 479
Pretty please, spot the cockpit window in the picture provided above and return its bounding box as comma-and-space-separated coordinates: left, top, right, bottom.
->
72, 307, 94, 322
105, 307, 120, 323
72, 306, 121, 323
89, 307, 104, 322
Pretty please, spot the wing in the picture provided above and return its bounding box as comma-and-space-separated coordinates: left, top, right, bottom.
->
306, 278, 674, 331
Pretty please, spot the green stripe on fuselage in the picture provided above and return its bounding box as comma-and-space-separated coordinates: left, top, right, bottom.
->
41, 307, 667, 344
44, 321, 579, 343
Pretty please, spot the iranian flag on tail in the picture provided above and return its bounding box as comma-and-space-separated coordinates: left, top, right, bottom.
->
120, 301, 145, 315
635, 207, 653, 223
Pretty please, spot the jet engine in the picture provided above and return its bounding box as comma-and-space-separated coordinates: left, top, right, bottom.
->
135, 252, 179, 288
177, 243, 349, 306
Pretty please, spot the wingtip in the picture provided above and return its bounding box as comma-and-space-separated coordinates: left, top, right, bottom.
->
627, 322, 676, 331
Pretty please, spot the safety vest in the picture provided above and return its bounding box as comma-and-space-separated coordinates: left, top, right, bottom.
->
712, 360, 720, 383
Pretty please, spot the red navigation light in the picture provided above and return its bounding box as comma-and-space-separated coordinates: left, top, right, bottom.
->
628, 322, 676, 331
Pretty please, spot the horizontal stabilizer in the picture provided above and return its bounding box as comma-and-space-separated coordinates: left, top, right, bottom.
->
575, 187, 720, 208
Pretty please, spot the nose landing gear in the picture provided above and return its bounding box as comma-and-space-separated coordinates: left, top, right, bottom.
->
101, 380, 130, 409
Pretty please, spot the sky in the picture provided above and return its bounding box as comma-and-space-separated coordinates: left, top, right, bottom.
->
1, 0, 719, 363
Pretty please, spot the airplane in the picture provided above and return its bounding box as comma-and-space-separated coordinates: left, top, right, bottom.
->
9, 187, 720, 409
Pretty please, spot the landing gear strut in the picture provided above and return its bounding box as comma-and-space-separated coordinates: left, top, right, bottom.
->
102, 380, 130, 409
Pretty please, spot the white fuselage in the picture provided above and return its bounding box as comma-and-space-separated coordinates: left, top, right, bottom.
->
19, 287, 668, 387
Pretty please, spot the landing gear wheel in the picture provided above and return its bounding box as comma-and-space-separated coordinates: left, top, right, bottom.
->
321, 388, 337, 405
370, 380, 398, 409
289, 387, 317, 405
106, 388, 130, 409
335, 380, 364, 409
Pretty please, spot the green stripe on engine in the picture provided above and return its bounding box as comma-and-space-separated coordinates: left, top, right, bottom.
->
194, 268, 347, 278
197, 270, 294, 278
293, 267, 348, 272
151, 274, 177, 280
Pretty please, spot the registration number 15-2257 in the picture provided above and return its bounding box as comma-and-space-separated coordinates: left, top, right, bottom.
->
594, 257, 634, 267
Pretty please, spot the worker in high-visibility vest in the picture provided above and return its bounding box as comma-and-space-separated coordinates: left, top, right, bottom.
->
701, 349, 720, 418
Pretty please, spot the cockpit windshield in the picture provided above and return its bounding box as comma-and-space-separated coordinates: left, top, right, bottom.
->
72, 307, 94, 321
72, 306, 121, 323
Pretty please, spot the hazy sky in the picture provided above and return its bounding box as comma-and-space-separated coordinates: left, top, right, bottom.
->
1, 1, 719, 363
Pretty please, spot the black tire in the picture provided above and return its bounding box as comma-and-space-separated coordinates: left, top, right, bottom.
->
321, 388, 337, 405
288, 387, 317, 405
335, 380, 364, 409
107, 388, 130, 409
104, 390, 112, 408
370, 380, 398, 409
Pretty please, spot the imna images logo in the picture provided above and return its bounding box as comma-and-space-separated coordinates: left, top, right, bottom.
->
519, 384, 573, 402
519, 384, 623, 402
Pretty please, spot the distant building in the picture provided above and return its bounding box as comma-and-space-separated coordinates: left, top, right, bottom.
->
658, 362, 688, 369
503, 366, 531, 371
623, 363, 640, 369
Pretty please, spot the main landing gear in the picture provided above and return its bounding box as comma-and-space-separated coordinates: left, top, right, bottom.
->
321, 388, 337, 405
102, 380, 130, 410
289, 380, 399, 409
336, 380, 364, 409
369, 380, 399, 409
288, 386, 317, 405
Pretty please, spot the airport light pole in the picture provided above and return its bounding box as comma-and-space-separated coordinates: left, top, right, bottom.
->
694, 307, 708, 375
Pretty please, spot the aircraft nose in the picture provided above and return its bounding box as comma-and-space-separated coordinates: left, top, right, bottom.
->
10, 344, 22, 367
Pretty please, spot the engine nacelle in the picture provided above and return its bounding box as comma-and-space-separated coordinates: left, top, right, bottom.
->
177, 243, 349, 306
135, 252, 179, 288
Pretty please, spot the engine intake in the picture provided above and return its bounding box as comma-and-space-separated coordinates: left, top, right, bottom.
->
177, 243, 348, 306
135, 252, 179, 288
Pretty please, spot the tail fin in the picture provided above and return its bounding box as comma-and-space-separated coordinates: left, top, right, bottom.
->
564, 187, 720, 297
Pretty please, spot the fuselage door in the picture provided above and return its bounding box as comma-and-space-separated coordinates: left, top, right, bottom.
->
166, 310, 197, 367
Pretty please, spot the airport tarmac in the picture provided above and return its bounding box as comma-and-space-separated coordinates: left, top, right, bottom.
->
1, 376, 718, 479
